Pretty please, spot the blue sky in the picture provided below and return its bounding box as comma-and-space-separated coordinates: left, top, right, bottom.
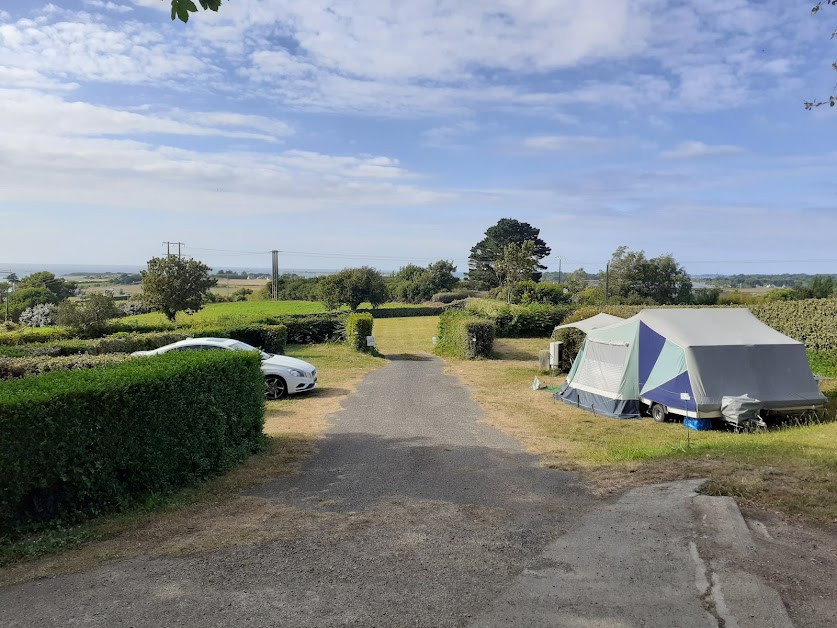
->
1, 0, 836, 275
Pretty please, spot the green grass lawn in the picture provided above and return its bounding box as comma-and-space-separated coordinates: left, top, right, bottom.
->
373, 316, 439, 356
116, 300, 428, 328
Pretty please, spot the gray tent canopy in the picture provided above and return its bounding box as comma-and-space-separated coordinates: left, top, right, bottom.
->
556, 309, 826, 419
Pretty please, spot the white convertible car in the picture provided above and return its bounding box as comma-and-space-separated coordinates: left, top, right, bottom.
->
132, 337, 317, 400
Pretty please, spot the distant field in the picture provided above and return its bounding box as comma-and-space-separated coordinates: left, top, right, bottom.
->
80, 278, 267, 297
117, 300, 427, 327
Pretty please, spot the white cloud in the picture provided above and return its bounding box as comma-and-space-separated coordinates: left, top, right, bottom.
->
522, 135, 625, 153
0, 89, 291, 142
83, 1, 133, 13
0, 13, 209, 86
660, 141, 746, 160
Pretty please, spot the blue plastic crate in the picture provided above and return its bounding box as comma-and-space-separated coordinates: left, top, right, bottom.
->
684, 417, 713, 431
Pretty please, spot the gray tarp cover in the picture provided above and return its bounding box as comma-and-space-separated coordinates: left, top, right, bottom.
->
553, 313, 624, 335
635, 309, 825, 412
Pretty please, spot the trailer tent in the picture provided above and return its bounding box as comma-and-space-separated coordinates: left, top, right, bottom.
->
555, 309, 826, 419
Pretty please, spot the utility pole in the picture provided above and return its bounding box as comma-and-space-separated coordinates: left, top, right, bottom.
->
162, 242, 185, 258
558, 258, 562, 283
271, 250, 280, 301
605, 262, 610, 305
0, 270, 12, 322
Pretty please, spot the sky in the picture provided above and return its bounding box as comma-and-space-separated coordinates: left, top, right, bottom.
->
1, 0, 836, 276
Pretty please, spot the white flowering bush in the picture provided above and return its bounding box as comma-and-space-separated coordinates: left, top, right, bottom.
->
19, 303, 58, 327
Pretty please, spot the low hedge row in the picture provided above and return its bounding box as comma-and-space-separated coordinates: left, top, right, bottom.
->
0, 332, 190, 358
465, 300, 574, 337
0, 351, 265, 530
0, 353, 133, 379
435, 310, 495, 359
432, 292, 473, 303
550, 301, 837, 351
345, 313, 374, 352
0, 325, 288, 360
192, 324, 287, 354
275, 314, 346, 344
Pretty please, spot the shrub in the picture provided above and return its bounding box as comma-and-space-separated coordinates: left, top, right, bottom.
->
0, 353, 133, 379
0, 333, 189, 358
0, 327, 75, 346
275, 314, 346, 344
435, 310, 495, 359
117, 300, 151, 316
18, 303, 57, 328
465, 300, 573, 337
192, 324, 287, 354
432, 291, 472, 303
56, 294, 120, 337
345, 313, 374, 352
0, 351, 265, 530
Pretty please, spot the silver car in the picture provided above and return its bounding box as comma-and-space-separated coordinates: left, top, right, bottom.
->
131, 337, 317, 400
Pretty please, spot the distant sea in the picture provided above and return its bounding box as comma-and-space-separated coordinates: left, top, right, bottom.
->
0, 263, 342, 280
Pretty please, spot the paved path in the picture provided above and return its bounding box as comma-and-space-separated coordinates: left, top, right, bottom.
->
0, 358, 794, 627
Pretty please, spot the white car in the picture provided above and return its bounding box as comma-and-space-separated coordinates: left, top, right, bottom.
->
131, 337, 317, 400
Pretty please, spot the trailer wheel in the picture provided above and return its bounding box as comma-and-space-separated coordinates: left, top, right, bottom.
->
651, 403, 668, 423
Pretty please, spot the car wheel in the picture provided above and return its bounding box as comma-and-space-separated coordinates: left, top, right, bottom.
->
651, 403, 668, 423
265, 376, 288, 400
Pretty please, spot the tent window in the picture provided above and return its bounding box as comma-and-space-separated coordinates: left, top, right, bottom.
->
573, 340, 628, 394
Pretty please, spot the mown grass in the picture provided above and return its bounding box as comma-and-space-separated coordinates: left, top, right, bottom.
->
372, 316, 439, 356
0, 343, 384, 581
446, 335, 837, 523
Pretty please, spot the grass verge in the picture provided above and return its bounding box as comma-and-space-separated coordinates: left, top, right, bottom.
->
0, 343, 384, 584
372, 316, 439, 357
448, 337, 837, 524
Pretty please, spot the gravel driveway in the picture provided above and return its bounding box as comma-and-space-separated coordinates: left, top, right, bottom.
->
0, 356, 593, 627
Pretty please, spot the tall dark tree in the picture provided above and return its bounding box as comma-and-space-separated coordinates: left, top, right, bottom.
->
468, 219, 551, 288
17, 271, 77, 300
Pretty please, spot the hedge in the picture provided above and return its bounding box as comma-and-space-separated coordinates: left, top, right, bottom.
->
0, 327, 75, 346
361, 306, 445, 318
0, 353, 133, 379
192, 324, 287, 354
432, 292, 473, 304
0, 333, 190, 358
435, 310, 495, 359
276, 314, 346, 344
345, 313, 374, 352
465, 300, 574, 337
0, 351, 265, 530
553, 301, 837, 352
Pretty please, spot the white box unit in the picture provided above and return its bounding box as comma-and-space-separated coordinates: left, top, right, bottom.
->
549, 341, 562, 368
366, 336, 376, 347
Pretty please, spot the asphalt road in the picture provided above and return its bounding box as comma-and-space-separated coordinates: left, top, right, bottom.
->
0, 357, 798, 627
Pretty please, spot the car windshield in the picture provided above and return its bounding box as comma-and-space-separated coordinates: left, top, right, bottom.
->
227, 340, 271, 360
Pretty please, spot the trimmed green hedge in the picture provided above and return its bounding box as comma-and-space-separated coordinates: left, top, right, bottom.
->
345, 313, 374, 352
0, 351, 265, 530
361, 306, 445, 318
432, 291, 472, 303
0, 333, 190, 358
192, 324, 287, 354
277, 314, 346, 344
435, 310, 495, 359
0, 327, 75, 346
551, 301, 837, 351
465, 300, 573, 337
0, 353, 133, 379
